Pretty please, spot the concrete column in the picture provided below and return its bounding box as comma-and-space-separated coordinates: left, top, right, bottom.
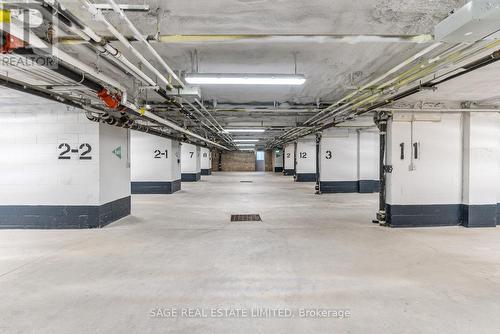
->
273, 148, 283, 172
130, 131, 181, 194
319, 128, 359, 192
462, 112, 500, 227
283, 143, 295, 175
0, 91, 130, 228
181, 143, 201, 182
295, 136, 316, 182
385, 113, 463, 227
357, 129, 380, 193
200, 147, 212, 175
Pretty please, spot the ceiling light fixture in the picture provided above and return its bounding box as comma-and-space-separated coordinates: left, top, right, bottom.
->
236, 144, 256, 147
185, 73, 306, 85
224, 129, 266, 133
234, 139, 259, 142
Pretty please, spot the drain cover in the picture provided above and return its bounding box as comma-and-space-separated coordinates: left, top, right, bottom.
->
231, 214, 262, 222
240, 180, 253, 183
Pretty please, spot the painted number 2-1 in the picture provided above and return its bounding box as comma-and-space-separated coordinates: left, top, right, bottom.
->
58, 143, 92, 160
154, 150, 168, 159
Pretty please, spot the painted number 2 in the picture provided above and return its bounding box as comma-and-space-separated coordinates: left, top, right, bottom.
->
58, 143, 92, 160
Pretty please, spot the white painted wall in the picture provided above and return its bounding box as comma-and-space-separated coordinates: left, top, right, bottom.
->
296, 137, 316, 174
201, 147, 212, 170
386, 113, 463, 205
181, 143, 201, 174
130, 131, 180, 182
99, 124, 130, 205
273, 149, 283, 168
320, 128, 358, 182
462, 112, 500, 205
358, 130, 379, 181
284, 143, 295, 170
0, 90, 130, 205
498, 114, 500, 205
171, 140, 182, 178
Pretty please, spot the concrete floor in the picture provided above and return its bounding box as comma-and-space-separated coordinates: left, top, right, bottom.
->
1, 172, 500, 333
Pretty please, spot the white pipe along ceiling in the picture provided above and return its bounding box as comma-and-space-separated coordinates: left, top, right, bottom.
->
0, 0, 498, 151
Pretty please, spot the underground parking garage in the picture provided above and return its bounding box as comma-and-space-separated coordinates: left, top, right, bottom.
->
0, 0, 500, 333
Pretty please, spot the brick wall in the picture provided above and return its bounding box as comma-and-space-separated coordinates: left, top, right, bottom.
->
211, 151, 256, 171
265, 149, 273, 171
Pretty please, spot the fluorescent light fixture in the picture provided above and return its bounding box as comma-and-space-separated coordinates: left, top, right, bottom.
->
236, 143, 255, 146
234, 139, 259, 142
185, 73, 306, 85
224, 129, 266, 133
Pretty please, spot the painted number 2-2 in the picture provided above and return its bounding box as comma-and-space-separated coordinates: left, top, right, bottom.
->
58, 143, 92, 160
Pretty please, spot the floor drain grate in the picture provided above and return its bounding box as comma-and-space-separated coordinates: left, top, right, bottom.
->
231, 214, 262, 222
240, 180, 253, 183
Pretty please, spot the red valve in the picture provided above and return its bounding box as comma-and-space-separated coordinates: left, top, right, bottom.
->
97, 88, 121, 110
0, 32, 25, 54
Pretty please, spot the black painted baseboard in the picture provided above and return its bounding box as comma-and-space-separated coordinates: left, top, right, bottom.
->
463, 204, 497, 228
0, 196, 131, 229
386, 204, 461, 228
171, 179, 181, 193
274, 167, 283, 173
201, 169, 212, 176
320, 181, 358, 193
283, 169, 295, 176
131, 180, 181, 194
296, 173, 316, 182
387, 203, 499, 228
181, 172, 201, 182
497, 203, 500, 226
358, 180, 380, 193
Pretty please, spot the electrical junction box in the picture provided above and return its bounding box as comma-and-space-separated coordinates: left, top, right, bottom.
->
435, 0, 500, 43
166, 85, 201, 99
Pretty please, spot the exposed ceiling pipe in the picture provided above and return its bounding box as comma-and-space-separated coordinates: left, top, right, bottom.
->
82, 0, 175, 91
194, 99, 235, 144
376, 108, 500, 113
40, 1, 154, 87
313, 41, 493, 126
182, 99, 231, 144
3, 20, 228, 149
5, 18, 126, 92
58, 33, 435, 45
303, 42, 443, 125
128, 103, 229, 150
104, 0, 185, 89
275, 41, 500, 145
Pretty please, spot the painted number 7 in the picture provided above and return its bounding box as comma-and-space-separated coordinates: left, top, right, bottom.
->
189, 151, 194, 158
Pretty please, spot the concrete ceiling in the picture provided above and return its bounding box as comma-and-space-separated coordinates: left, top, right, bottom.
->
59, 0, 466, 105
8, 0, 500, 148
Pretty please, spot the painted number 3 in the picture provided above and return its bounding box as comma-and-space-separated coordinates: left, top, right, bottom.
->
325, 150, 332, 159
